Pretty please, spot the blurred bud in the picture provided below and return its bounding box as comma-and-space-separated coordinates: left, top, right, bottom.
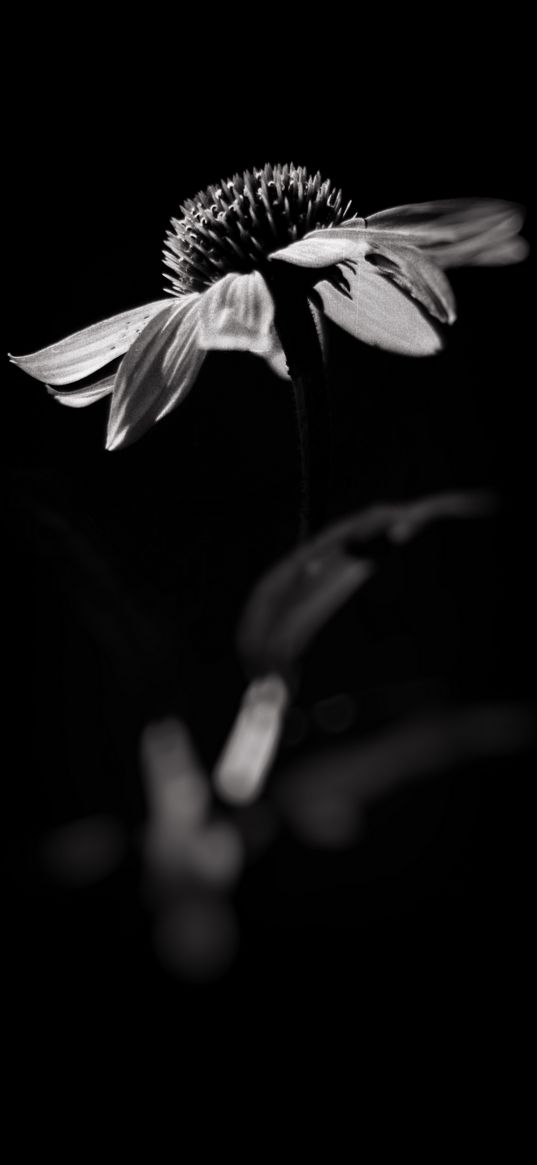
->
214, 675, 289, 804
153, 893, 239, 982
145, 819, 243, 890
140, 717, 210, 831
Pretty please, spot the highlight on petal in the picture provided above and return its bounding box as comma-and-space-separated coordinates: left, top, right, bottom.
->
454, 236, 529, 266
261, 329, 290, 379
47, 372, 116, 408
269, 233, 366, 268
106, 295, 204, 451
317, 255, 444, 356
271, 227, 455, 324
9, 299, 172, 386
198, 271, 275, 353
364, 199, 527, 268
365, 243, 456, 324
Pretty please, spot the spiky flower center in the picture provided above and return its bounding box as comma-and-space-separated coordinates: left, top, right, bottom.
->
163, 163, 352, 295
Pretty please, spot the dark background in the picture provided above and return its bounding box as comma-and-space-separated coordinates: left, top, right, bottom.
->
3, 38, 534, 1043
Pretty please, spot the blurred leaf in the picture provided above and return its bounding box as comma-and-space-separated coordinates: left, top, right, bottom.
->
238, 491, 496, 674
275, 703, 535, 848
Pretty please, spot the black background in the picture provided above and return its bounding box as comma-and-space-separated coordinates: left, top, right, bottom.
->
3, 32, 534, 1050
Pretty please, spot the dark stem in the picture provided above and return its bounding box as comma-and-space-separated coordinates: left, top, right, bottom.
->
289, 368, 311, 540
266, 267, 331, 540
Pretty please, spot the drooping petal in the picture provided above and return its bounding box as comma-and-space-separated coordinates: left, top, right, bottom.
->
9, 300, 172, 386
271, 229, 455, 324
317, 256, 443, 356
198, 271, 275, 353
363, 199, 527, 267
365, 243, 456, 324
301, 218, 367, 244
48, 372, 116, 408
260, 329, 290, 379
464, 237, 529, 265
106, 296, 204, 451
269, 234, 362, 268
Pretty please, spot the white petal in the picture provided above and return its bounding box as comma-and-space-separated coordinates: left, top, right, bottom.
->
364, 199, 527, 268
198, 271, 275, 353
466, 237, 529, 265
364, 243, 456, 324
309, 216, 367, 235
261, 331, 290, 379
263, 350, 289, 378
48, 372, 116, 408
9, 300, 172, 386
106, 296, 204, 450
271, 230, 454, 325
307, 202, 527, 270
318, 257, 443, 356
269, 234, 366, 268
301, 219, 368, 246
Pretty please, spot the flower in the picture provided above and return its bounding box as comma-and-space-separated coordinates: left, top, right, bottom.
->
9, 164, 527, 451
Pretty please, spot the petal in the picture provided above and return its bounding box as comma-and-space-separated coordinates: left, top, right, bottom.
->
269, 234, 364, 268
364, 199, 527, 268
106, 296, 204, 451
48, 372, 116, 408
466, 236, 529, 265
365, 243, 456, 324
305, 216, 367, 240
9, 300, 172, 386
198, 271, 275, 353
300, 226, 455, 324
260, 330, 290, 379
317, 257, 443, 356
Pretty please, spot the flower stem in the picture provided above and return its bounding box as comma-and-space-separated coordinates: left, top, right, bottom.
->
267, 268, 331, 540
289, 369, 311, 540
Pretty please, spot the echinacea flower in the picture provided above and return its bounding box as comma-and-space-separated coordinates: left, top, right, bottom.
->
9, 164, 527, 451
